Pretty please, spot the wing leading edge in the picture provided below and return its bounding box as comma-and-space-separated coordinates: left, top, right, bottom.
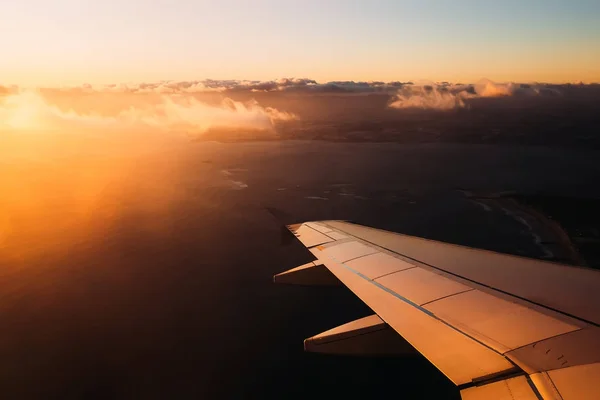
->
275, 221, 600, 400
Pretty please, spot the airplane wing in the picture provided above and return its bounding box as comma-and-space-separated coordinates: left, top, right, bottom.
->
274, 221, 600, 400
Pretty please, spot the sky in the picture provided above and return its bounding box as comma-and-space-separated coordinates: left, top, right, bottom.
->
1, 0, 600, 85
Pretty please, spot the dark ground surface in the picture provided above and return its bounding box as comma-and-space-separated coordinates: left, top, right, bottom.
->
1, 141, 600, 399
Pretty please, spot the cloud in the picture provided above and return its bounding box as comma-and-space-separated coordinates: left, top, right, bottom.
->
389, 79, 563, 110
389, 84, 469, 110
0, 90, 297, 135
473, 79, 561, 97
120, 96, 297, 131
0, 91, 119, 130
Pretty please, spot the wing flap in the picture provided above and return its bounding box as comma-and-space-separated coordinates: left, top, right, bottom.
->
375, 266, 474, 306
345, 252, 415, 280
315, 249, 515, 385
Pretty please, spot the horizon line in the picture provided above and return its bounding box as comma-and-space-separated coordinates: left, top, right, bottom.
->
3, 77, 599, 89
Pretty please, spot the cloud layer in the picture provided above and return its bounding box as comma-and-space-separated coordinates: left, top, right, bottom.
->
1, 78, 592, 138
0, 90, 296, 135
29, 78, 574, 99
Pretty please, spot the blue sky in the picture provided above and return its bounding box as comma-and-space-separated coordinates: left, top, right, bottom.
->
2, 0, 599, 84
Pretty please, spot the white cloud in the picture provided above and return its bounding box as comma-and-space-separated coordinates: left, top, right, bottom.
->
0, 90, 297, 135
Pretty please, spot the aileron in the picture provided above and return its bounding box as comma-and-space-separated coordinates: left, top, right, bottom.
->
318, 252, 515, 385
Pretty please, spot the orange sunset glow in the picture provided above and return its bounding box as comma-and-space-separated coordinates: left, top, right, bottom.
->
2, 1, 600, 399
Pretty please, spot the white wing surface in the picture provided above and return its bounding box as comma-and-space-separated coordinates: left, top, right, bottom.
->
275, 221, 600, 399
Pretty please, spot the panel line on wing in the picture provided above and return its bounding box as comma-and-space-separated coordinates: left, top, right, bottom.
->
339, 252, 380, 264
420, 288, 476, 307
292, 224, 336, 248
371, 266, 418, 281
312, 237, 354, 249
544, 372, 562, 399
524, 375, 545, 400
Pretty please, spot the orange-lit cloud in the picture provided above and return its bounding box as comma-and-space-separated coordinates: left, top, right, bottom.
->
389, 79, 563, 110
388, 84, 469, 110
0, 90, 297, 135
